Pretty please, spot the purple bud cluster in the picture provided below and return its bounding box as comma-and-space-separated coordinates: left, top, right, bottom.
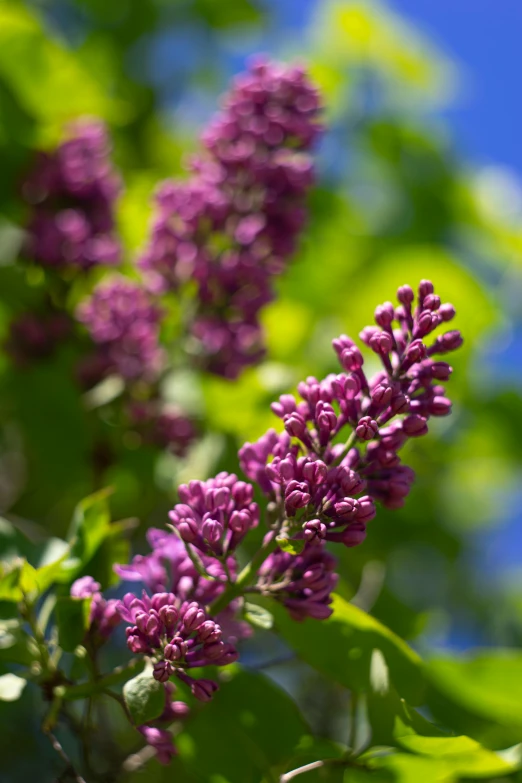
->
237, 280, 462, 619
117, 592, 237, 698
115, 528, 250, 643
139, 57, 323, 378
258, 542, 338, 620
23, 120, 121, 269
70, 576, 120, 639
168, 473, 259, 556
76, 277, 164, 382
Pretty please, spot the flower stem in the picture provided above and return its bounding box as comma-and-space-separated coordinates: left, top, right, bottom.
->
57, 658, 144, 702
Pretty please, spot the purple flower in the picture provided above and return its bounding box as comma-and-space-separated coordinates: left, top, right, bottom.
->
235, 280, 461, 552
117, 592, 237, 696
114, 528, 251, 643
139, 58, 323, 378
258, 543, 338, 621
70, 576, 121, 639
23, 120, 121, 270
76, 277, 164, 381
138, 726, 176, 765
168, 473, 259, 556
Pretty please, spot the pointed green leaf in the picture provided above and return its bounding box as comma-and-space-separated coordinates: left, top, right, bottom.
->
273, 594, 424, 703
123, 667, 165, 726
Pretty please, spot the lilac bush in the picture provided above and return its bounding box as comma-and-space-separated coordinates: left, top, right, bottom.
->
23, 119, 121, 270
0, 276, 463, 776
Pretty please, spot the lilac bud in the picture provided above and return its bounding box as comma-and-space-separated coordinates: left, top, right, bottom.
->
418, 279, 434, 300
266, 456, 295, 484
164, 638, 187, 661
303, 519, 327, 541
202, 641, 226, 661
206, 487, 230, 511
182, 602, 206, 632
430, 396, 452, 416
423, 294, 441, 311
340, 346, 364, 371
429, 330, 463, 355
191, 679, 219, 702
151, 593, 176, 611
202, 518, 223, 546
197, 621, 220, 643
285, 480, 311, 513
359, 326, 380, 346
159, 605, 179, 632
342, 524, 367, 548
403, 339, 427, 364
271, 394, 297, 418
229, 509, 251, 535
374, 302, 395, 328
153, 660, 173, 683
356, 416, 379, 441
302, 459, 327, 486
390, 392, 410, 414
414, 310, 439, 338
429, 361, 452, 381
337, 467, 365, 495
354, 495, 376, 524
397, 285, 414, 305
369, 331, 393, 355
171, 515, 198, 543
438, 303, 456, 322
402, 415, 428, 437
371, 384, 393, 406
284, 412, 307, 439
334, 498, 358, 520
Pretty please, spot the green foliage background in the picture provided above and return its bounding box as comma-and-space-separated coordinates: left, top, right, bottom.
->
1, 0, 522, 781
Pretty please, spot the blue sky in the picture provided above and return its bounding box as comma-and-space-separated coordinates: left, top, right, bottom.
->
391, 0, 522, 177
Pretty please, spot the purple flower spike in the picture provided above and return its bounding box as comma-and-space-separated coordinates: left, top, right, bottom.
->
169, 473, 259, 556
77, 277, 164, 382
117, 592, 237, 691
23, 120, 121, 270
138, 59, 323, 378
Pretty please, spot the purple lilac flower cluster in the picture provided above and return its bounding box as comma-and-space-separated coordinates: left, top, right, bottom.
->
76, 277, 164, 382
168, 473, 259, 556
70, 576, 121, 639
139, 57, 323, 378
117, 592, 237, 693
76, 280, 461, 766
238, 280, 462, 618
23, 120, 121, 270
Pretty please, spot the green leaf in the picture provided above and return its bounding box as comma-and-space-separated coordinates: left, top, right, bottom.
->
0, 558, 38, 601
178, 668, 309, 782
123, 667, 165, 726
277, 537, 306, 556
244, 602, 274, 630
67, 489, 112, 560
0, 559, 24, 601
0, 673, 26, 702
0, 620, 34, 666
273, 594, 424, 703
55, 597, 92, 652
426, 650, 522, 734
